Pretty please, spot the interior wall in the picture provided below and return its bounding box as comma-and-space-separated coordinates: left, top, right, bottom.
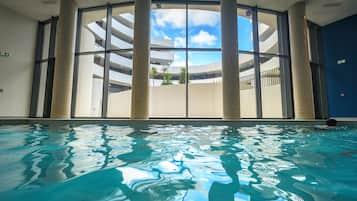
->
0, 5, 37, 117
107, 84, 282, 118
322, 14, 357, 118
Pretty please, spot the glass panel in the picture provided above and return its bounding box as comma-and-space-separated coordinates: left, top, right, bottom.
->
41, 23, 51, 59
188, 4, 221, 48
74, 53, 104, 117
150, 50, 186, 117
79, 9, 107, 52
111, 5, 135, 50
260, 55, 282, 118
151, 4, 186, 48
188, 51, 222, 118
238, 8, 253, 52
107, 52, 133, 118
36, 62, 48, 117
239, 53, 256, 118
257, 12, 279, 55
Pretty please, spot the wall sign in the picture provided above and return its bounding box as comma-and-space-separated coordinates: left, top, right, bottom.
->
337, 59, 346, 65
0, 51, 11, 57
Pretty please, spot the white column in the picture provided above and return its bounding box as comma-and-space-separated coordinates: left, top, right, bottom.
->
51, 0, 77, 118
288, 2, 315, 119
131, 0, 151, 119
221, 0, 240, 120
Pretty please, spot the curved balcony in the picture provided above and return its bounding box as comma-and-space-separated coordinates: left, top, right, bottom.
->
87, 20, 174, 63
83, 9, 280, 89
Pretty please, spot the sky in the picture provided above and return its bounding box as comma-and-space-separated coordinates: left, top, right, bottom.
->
150, 9, 254, 67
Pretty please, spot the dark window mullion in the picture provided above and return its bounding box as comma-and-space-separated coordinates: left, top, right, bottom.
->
252, 8, 263, 118
71, 10, 83, 118
75, 51, 107, 56
48, 17, 57, 58
43, 17, 58, 118
30, 22, 45, 118
102, 6, 112, 118
185, 0, 189, 118
278, 12, 294, 119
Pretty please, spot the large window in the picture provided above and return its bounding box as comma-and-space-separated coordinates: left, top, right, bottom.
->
239, 53, 256, 118
188, 51, 222, 117
238, 7, 256, 118
258, 12, 280, 55
238, 8, 253, 52
188, 4, 221, 49
30, 17, 58, 118
259, 55, 282, 118
70, 1, 291, 119
107, 5, 135, 117
151, 4, 186, 48
237, 8, 290, 118
74, 8, 107, 117
73, 4, 135, 118
150, 50, 186, 117
257, 11, 284, 118
147, 2, 290, 118
149, 2, 222, 118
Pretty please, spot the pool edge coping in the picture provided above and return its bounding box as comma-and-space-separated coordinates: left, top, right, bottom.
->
1, 118, 353, 126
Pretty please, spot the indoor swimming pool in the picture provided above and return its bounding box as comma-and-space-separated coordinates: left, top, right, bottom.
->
0, 122, 356, 201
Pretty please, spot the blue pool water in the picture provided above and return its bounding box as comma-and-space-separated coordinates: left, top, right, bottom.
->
0, 123, 357, 201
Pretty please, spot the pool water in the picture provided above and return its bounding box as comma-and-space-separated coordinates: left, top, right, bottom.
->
0, 123, 357, 201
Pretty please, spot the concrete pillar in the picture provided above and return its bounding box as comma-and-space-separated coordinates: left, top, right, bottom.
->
131, 0, 151, 119
288, 2, 315, 119
221, 0, 240, 120
51, 0, 77, 118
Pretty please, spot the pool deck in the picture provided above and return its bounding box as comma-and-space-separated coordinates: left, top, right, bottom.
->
1, 118, 356, 126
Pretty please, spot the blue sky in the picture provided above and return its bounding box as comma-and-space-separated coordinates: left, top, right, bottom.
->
150, 9, 253, 66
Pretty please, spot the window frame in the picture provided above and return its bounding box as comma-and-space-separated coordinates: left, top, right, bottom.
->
30, 17, 58, 118
69, 0, 293, 119
71, 2, 135, 118
240, 7, 293, 119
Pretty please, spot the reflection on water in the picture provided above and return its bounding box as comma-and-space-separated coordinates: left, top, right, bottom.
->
0, 124, 357, 201
208, 128, 244, 201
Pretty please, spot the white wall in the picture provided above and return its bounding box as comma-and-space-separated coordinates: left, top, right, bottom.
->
107, 83, 283, 118
0, 5, 37, 117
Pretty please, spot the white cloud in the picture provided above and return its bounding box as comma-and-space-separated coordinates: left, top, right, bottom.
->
163, 34, 172, 40
191, 30, 217, 46
188, 10, 219, 27
154, 9, 186, 28
153, 9, 219, 28
174, 37, 186, 47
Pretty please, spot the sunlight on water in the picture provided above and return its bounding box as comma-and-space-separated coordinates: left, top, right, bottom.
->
0, 123, 356, 201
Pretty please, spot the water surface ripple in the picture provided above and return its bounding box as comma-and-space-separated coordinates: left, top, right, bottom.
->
0, 123, 356, 201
